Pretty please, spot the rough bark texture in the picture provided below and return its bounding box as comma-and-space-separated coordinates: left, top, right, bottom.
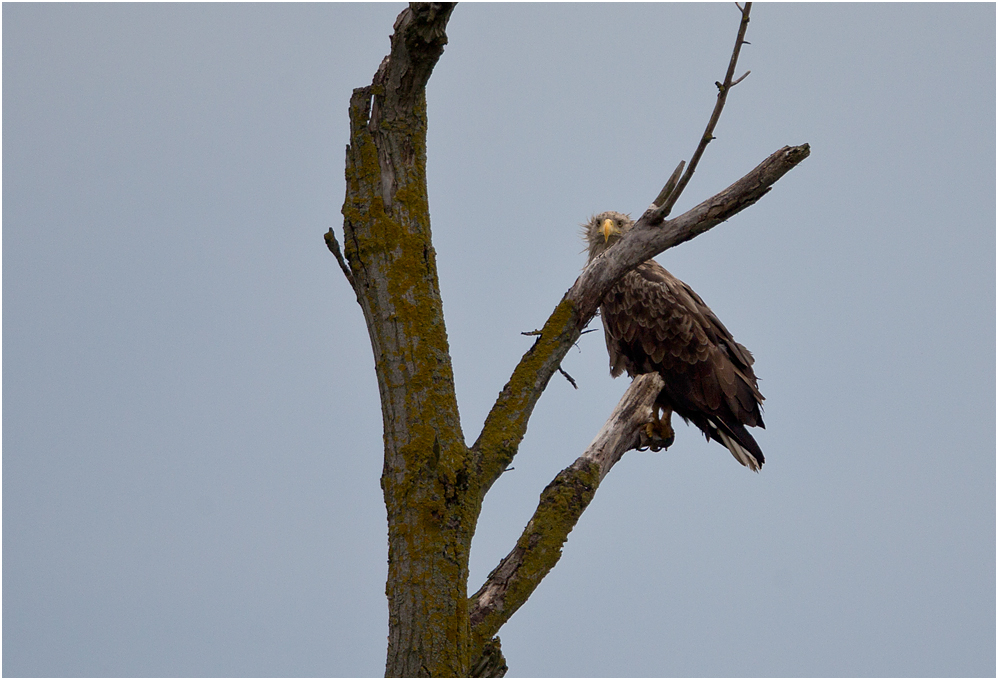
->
468, 374, 665, 651
472, 144, 809, 499
333, 4, 808, 675
469, 637, 508, 678
340, 4, 472, 676
571, 145, 811, 323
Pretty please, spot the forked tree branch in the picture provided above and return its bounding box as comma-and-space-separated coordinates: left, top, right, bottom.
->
472, 143, 809, 499
655, 2, 753, 220
464, 141, 809, 674
328, 4, 809, 675
469, 374, 665, 652
468, 3, 796, 502
468, 12, 803, 660
575, 144, 810, 322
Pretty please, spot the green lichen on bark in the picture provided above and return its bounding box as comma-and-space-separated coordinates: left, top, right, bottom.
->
469, 636, 508, 678
341, 56, 477, 674
516, 459, 600, 567
469, 459, 602, 652
473, 297, 580, 493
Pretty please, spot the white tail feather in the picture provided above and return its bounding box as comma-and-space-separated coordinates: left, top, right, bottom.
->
709, 420, 761, 472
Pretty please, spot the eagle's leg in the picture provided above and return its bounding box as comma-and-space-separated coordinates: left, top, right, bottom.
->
643, 404, 675, 451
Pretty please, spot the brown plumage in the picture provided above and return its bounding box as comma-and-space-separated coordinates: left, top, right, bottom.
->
584, 211, 765, 470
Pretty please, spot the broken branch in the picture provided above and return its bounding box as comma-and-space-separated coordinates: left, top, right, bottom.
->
324, 228, 356, 290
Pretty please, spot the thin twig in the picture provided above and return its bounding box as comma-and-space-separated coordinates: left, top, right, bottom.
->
473, 142, 810, 498
570, 327, 599, 353
731, 70, 751, 87
652, 2, 753, 223
324, 228, 356, 289
558, 366, 578, 389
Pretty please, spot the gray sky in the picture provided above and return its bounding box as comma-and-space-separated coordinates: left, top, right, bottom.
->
4, 2, 995, 677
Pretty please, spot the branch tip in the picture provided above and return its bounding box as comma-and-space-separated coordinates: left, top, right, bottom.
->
656, 1, 752, 217
558, 367, 578, 390
324, 228, 356, 290
652, 160, 686, 215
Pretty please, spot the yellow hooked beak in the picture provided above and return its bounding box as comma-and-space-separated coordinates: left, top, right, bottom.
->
601, 218, 621, 243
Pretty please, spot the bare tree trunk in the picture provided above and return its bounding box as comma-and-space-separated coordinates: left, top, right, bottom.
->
339, 4, 471, 676
329, 3, 808, 676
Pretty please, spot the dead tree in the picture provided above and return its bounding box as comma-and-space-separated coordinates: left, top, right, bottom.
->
326, 3, 808, 676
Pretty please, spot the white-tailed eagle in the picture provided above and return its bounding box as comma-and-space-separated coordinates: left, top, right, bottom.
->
585, 211, 765, 470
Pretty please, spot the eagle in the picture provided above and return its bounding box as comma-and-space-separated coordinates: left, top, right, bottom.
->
584, 211, 766, 470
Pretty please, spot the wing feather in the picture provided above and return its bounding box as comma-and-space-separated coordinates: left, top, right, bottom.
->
599, 259, 765, 467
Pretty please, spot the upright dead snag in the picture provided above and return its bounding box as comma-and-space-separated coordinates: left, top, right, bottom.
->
328, 3, 807, 676
337, 4, 476, 677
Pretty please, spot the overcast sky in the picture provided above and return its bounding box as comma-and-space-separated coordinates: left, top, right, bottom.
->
4, 2, 995, 677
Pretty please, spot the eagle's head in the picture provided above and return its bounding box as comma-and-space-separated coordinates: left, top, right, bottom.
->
584, 211, 633, 263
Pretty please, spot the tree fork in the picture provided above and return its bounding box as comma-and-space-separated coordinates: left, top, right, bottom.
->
330, 3, 810, 675
471, 143, 809, 500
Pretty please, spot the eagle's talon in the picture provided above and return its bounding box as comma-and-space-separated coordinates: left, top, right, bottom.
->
657, 423, 675, 450
641, 417, 675, 452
